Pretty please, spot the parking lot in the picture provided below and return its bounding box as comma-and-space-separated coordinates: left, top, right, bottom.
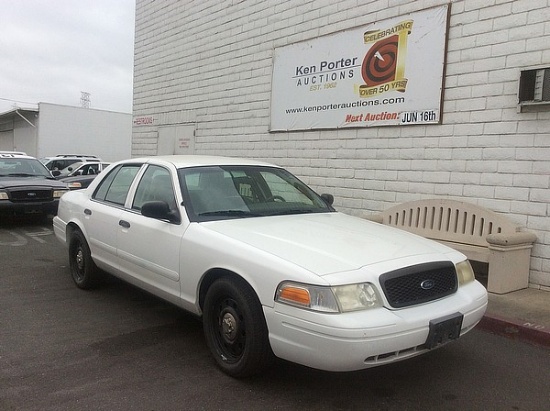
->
1, 217, 549, 411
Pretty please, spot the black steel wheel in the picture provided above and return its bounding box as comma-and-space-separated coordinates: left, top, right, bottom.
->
203, 276, 273, 377
68, 230, 99, 289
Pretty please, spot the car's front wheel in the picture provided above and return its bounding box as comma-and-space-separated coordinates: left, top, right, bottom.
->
203, 276, 273, 377
69, 230, 100, 289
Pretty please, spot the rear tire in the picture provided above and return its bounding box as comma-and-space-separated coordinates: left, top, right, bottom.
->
203, 276, 273, 377
69, 230, 100, 289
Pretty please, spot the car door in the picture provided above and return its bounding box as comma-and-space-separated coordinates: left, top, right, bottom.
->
84, 164, 141, 271
116, 164, 187, 302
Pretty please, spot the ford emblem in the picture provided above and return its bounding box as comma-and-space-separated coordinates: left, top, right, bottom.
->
27, 192, 37, 197
420, 279, 435, 290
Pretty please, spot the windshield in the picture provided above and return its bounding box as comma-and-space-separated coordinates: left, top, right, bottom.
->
0, 157, 53, 178
178, 165, 334, 221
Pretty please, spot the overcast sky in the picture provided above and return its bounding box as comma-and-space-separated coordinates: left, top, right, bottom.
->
0, 0, 135, 114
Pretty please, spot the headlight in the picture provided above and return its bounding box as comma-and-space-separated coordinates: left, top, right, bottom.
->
333, 283, 380, 311
275, 281, 381, 313
0, 191, 8, 200
456, 260, 475, 285
53, 189, 69, 198
66, 182, 82, 189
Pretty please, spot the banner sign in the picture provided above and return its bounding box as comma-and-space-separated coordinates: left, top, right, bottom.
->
133, 115, 157, 126
270, 5, 449, 131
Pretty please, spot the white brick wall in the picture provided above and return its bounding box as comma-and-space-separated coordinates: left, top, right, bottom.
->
133, 0, 550, 289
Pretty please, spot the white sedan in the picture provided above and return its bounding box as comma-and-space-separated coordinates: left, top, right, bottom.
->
53, 155, 488, 377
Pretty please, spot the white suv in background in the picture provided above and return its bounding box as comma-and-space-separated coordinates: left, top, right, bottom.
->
52, 161, 111, 178
41, 155, 101, 172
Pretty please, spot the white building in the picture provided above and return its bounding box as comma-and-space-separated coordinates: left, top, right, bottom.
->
0, 102, 131, 161
131, 0, 550, 291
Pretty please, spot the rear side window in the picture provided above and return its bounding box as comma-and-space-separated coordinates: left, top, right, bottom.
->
93, 165, 140, 206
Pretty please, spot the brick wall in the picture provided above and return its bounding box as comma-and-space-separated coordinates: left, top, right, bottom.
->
133, 0, 550, 290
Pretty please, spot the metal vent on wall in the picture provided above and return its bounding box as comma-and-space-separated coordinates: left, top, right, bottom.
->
519, 68, 550, 110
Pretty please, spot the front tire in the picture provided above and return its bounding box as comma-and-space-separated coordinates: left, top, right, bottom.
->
69, 230, 100, 289
203, 276, 273, 377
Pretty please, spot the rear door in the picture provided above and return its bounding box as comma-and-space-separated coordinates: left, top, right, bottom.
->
116, 164, 187, 301
85, 164, 141, 270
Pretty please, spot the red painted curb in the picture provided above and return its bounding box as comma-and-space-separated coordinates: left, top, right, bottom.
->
478, 314, 550, 349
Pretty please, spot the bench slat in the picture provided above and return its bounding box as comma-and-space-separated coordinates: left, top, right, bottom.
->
381, 199, 516, 248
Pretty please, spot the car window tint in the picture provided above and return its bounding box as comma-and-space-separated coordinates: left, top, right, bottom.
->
132, 165, 176, 211
260, 171, 313, 204
93, 166, 119, 200
93, 165, 140, 205
62, 160, 74, 169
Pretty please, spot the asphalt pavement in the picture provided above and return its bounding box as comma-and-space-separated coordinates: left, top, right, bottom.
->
478, 287, 550, 349
1, 217, 549, 410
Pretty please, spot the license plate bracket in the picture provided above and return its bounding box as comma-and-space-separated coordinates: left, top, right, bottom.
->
423, 312, 464, 349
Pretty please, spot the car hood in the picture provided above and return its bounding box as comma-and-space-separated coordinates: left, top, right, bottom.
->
0, 176, 67, 189
202, 212, 459, 276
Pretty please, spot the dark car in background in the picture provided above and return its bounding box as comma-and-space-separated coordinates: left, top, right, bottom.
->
0, 153, 69, 217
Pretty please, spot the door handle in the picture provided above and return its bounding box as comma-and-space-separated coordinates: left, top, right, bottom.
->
119, 220, 130, 229
84, 208, 92, 215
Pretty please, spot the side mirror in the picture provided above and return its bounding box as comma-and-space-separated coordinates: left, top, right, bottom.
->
52, 170, 61, 177
141, 201, 181, 224
321, 193, 334, 206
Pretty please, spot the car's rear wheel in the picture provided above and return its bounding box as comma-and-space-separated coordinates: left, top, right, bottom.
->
69, 230, 99, 289
203, 276, 273, 377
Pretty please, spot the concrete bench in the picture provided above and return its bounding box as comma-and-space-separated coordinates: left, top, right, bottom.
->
366, 199, 536, 294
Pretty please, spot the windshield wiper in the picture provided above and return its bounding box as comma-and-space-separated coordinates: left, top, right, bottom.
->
6, 173, 43, 177
267, 209, 317, 216
198, 210, 260, 217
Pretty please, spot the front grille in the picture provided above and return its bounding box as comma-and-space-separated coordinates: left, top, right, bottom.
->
380, 261, 457, 308
9, 188, 53, 202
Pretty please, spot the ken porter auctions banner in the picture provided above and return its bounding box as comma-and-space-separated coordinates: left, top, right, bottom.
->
270, 5, 449, 131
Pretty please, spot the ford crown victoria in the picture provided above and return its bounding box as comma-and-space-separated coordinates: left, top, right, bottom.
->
53, 155, 488, 377
0, 153, 69, 217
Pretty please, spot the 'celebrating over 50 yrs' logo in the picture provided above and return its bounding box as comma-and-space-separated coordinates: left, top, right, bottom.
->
358, 20, 413, 98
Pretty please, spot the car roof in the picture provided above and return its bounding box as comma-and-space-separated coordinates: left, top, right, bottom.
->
0, 153, 35, 159
52, 154, 100, 158
44, 156, 99, 162
124, 155, 279, 169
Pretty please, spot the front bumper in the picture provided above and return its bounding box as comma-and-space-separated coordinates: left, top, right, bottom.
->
265, 280, 488, 372
0, 199, 60, 216
52, 215, 68, 246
